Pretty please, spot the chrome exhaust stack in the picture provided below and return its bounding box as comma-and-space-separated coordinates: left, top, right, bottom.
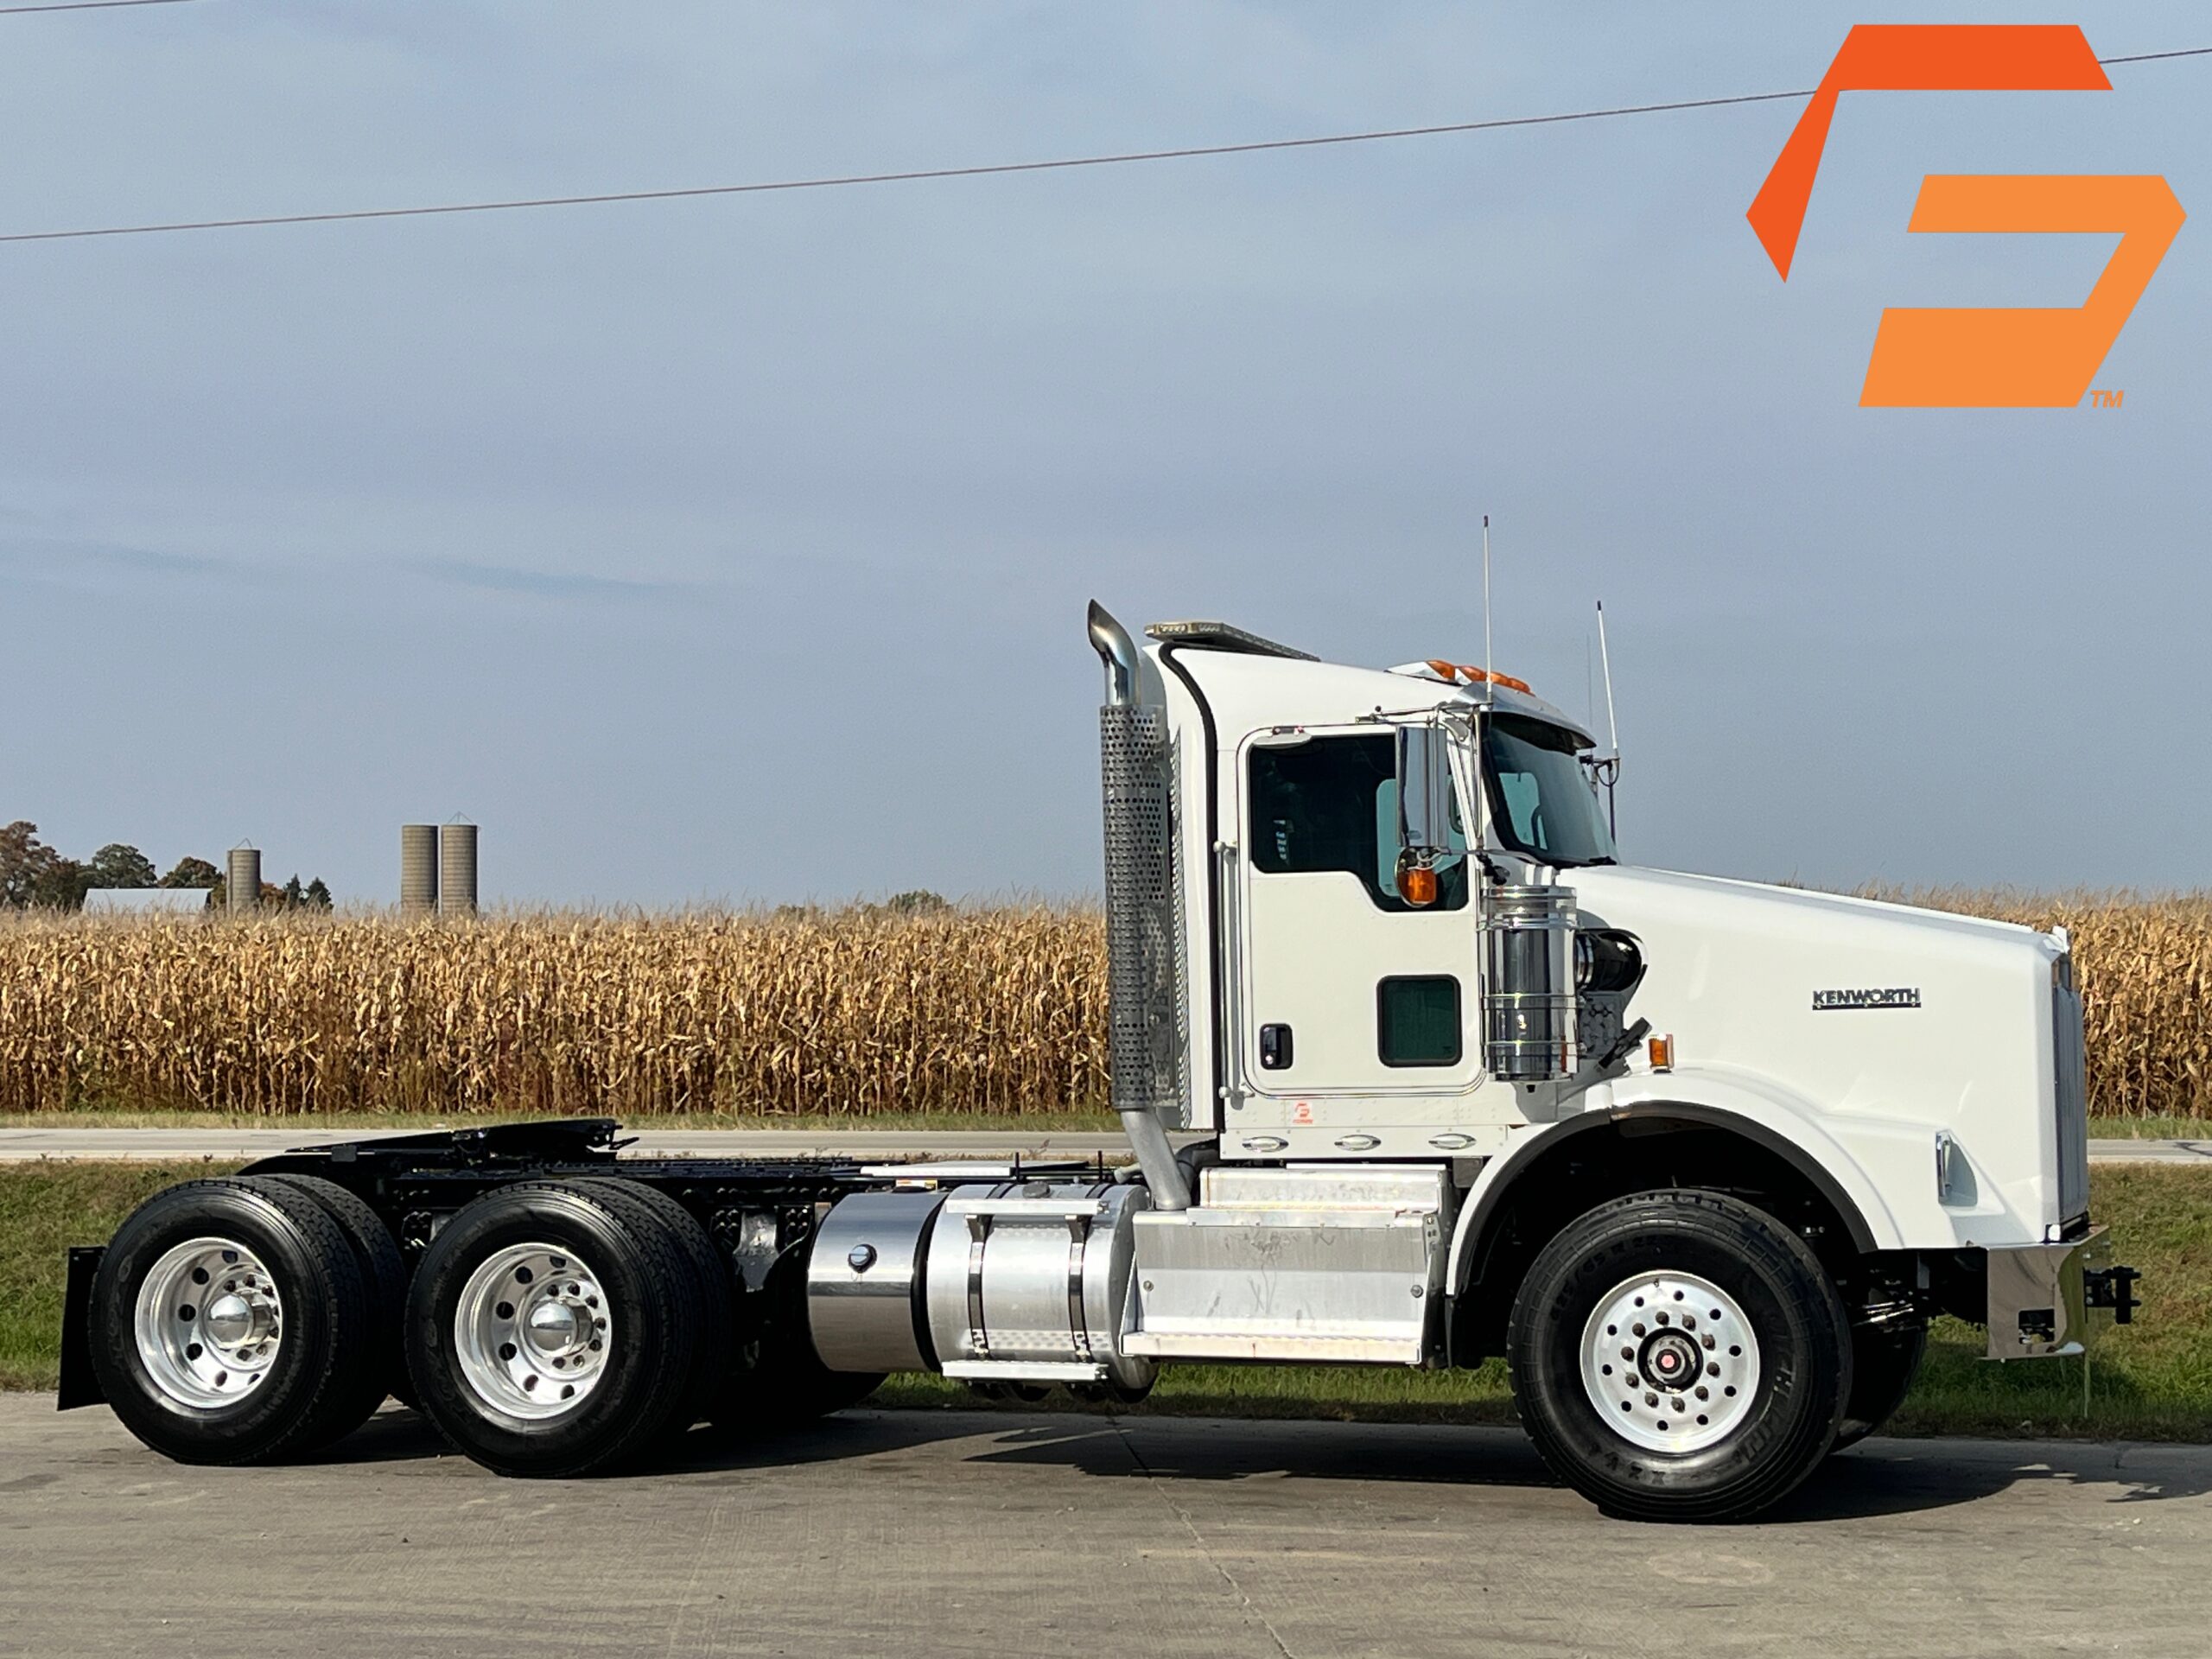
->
1088, 601, 1192, 1212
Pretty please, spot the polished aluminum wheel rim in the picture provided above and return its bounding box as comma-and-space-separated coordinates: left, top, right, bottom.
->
1580, 1270, 1760, 1454
133, 1236, 284, 1409
454, 1243, 611, 1421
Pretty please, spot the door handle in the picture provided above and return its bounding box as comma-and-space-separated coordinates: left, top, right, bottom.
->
1259, 1023, 1294, 1071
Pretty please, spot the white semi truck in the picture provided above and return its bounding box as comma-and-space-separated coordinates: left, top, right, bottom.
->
59, 603, 2139, 1521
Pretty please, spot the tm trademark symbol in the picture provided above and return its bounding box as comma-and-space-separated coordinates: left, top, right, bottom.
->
2090, 389, 2125, 409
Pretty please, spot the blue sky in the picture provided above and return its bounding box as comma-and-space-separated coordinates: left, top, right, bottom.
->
1, 2, 2203, 904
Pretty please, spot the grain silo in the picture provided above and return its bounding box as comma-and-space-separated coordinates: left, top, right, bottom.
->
440, 820, 479, 917
226, 845, 261, 915
401, 824, 440, 918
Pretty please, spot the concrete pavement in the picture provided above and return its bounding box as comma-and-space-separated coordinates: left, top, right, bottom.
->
2, 1395, 2208, 1656
1, 1124, 2205, 1164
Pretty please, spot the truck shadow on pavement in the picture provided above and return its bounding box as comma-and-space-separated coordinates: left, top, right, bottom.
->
311, 1407, 2212, 1522
913, 1414, 2212, 1524
310, 1404, 2212, 1524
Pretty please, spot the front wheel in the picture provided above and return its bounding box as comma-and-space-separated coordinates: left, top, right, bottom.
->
1833, 1317, 1927, 1452
1507, 1188, 1852, 1522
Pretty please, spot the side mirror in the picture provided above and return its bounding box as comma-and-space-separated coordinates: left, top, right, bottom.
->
1394, 725, 1454, 906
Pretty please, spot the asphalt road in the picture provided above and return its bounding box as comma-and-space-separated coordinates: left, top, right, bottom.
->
3, 1397, 2207, 1657
1, 1125, 2205, 1164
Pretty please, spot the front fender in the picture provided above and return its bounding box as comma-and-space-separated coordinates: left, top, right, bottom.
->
1446, 1067, 1916, 1296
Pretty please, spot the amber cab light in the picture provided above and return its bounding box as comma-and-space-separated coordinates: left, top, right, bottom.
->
1648, 1034, 1675, 1072
1449, 663, 1535, 696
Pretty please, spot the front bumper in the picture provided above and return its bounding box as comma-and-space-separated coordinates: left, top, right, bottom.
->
1984, 1225, 2139, 1359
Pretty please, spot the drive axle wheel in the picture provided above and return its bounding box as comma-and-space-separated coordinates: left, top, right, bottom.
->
1508, 1188, 1852, 1523
89, 1178, 373, 1465
243, 1173, 409, 1433
404, 1181, 702, 1477
454, 1242, 616, 1418
136, 1237, 286, 1407
710, 1251, 882, 1432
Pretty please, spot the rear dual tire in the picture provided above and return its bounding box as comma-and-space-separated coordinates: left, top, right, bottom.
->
404, 1180, 714, 1477
94, 1173, 887, 1475
89, 1177, 389, 1465
710, 1249, 884, 1431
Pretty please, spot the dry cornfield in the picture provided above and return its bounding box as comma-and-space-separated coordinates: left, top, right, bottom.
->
0, 907, 1107, 1119
1859, 888, 2212, 1122
0, 892, 2203, 1120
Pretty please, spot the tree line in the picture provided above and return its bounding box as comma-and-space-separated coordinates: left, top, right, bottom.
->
0, 822, 331, 912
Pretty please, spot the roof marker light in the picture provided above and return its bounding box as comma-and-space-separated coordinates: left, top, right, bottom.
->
1454, 664, 1534, 696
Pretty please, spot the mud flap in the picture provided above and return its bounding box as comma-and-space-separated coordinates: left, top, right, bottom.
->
57, 1246, 105, 1410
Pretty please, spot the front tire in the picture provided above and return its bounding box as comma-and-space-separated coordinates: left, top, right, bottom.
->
1833, 1318, 1927, 1452
1507, 1189, 1852, 1522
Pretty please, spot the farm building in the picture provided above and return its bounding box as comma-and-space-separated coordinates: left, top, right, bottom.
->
81, 888, 213, 916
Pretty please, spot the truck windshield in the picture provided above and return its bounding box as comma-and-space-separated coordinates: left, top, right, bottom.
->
1481, 714, 1617, 867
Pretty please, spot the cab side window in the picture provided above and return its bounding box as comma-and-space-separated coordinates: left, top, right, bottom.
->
1248, 734, 1467, 912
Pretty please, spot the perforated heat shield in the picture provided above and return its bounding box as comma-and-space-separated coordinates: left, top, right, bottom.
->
1099, 704, 1185, 1116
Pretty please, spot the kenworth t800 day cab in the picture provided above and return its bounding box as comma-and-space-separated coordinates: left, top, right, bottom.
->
59, 603, 2139, 1522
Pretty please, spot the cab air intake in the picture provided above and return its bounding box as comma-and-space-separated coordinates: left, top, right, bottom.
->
1483, 884, 1580, 1081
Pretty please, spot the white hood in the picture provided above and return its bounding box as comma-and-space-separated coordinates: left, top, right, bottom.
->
1568, 865, 2070, 1243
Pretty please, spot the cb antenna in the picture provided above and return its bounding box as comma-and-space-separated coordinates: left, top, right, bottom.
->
1594, 599, 1621, 837
1481, 515, 1495, 706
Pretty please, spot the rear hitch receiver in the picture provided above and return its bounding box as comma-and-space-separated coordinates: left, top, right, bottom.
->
2083, 1264, 2143, 1325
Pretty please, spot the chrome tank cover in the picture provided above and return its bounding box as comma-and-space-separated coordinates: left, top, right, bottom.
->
804, 1181, 1157, 1390
925, 1181, 1155, 1390
806, 1189, 946, 1373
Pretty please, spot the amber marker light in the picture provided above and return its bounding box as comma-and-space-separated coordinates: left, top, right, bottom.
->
1398, 865, 1440, 906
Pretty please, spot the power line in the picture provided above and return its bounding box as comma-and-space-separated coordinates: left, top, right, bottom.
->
1, 45, 2204, 246
0, 90, 1819, 245
2100, 46, 2212, 64
0, 0, 200, 15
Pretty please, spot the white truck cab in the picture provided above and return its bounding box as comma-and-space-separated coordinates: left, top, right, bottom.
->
977, 601, 2134, 1519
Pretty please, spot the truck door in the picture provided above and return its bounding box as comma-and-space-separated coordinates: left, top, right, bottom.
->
1235, 728, 1484, 1115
